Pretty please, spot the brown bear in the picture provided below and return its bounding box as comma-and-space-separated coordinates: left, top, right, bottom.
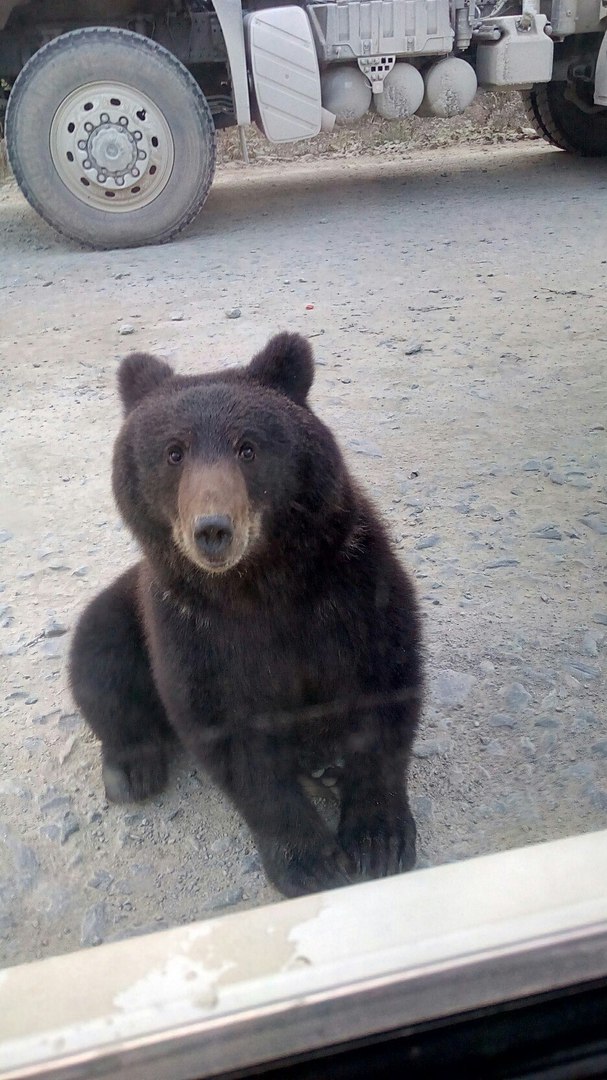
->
69, 332, 422, 897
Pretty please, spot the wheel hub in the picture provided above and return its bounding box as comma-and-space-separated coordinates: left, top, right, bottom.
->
50, 81, 174, 212
86, 120, 140, 183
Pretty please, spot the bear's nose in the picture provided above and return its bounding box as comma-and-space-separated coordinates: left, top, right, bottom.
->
193, 515, 234, 557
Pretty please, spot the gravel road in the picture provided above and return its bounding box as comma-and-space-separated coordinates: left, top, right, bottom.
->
1, 141, 606, 969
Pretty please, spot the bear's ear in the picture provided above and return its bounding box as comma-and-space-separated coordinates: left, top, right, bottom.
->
118, 352, 174, 413
247, 332, 314, 406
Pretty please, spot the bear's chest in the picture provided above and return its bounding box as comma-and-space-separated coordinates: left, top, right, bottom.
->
153, 591, 364, 720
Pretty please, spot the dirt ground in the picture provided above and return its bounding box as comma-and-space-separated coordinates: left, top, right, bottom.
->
1, 138, 606, 970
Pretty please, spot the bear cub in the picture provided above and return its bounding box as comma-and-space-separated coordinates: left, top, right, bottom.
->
69, 332, 423, 897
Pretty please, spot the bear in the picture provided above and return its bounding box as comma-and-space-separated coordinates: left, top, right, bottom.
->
69, 332, 423, 898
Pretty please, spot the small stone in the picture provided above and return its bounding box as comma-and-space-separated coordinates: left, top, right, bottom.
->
44, 618, 69, 638
40, 824, 61, 842
38, 637, 66, 657
593, 613, 607, 626
564, 762, 595, 781
479, 660, 495, 675
503, 683, 532, 711
169, 312, 184, 321
58, 712, 82, 732
58, 736, 77, 765
0, 829, 40, 888
411, 795, 434, 820
0, 530, 13, 544
118, 324, 135, 336
567, 475, 592, 490
88, 870, 114, 890
415, 534, 441, 550
33, 710, 60, 727
348, 439, 383, 458
113, 879, 134, 896
433, 669, 475, 708
540, 731, 558, 754
203, 886, 244, 911
582, 633, 599, 658
532, 525, 562, 541
591, 741, 607, 758
484, 739, 506, 756
522, 460, 541, 472
575, 708, 597, 725
588, 783, 607, 810
489, 712, 517, 729
40, 794, 72, 815
566, 661, 601, 680
550, 472, 565, 485
225, 308, 241, 319
24, 736, 45, 756
60, 813, 80, 843
404, 342, 423, 356
210, 837, 231, 855
1, 642, 24, 657
579, 515, 607, 535
413, 737, 451, 758
81, 903, 106, 947
0, 780, 29, 798
241, 853, 262, 874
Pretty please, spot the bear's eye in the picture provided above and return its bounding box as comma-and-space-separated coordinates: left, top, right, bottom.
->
167, 445, 184, 466
238, 442, 256, 462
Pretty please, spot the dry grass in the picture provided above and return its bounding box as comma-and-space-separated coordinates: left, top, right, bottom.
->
0, 136, 9, 181
216, 91, 533, 166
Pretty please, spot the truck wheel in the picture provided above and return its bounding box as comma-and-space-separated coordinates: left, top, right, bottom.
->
522, 82, 607, 157
6, 27, 216, 248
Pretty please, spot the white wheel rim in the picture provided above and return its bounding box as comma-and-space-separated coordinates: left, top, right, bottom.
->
50, 81, 175, 213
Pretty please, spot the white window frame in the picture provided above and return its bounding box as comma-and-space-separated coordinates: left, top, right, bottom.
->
2, 829, 607, 1080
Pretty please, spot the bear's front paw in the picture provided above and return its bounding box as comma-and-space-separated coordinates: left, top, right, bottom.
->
259, 833, 354, 898
102, 743, 168, 803
338, 799, 416, 879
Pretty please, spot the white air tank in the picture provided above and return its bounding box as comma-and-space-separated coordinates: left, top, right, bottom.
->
418, 57, 478, 117
321, 66, 372, 123
374, 63, 425, 120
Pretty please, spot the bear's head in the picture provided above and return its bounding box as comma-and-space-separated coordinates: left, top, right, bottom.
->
113, 333, 351, 581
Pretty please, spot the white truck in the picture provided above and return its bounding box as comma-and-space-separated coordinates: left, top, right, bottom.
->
1, 0, 606, 247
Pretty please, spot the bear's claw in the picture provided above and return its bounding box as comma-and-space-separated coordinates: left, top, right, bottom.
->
102, 744, 168, 803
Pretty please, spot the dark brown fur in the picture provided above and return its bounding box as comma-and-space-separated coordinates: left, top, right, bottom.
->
69, 333, 423, 897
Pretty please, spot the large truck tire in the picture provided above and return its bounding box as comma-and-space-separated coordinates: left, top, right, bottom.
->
522, 82, 607, 157
6, 27, 216, 248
